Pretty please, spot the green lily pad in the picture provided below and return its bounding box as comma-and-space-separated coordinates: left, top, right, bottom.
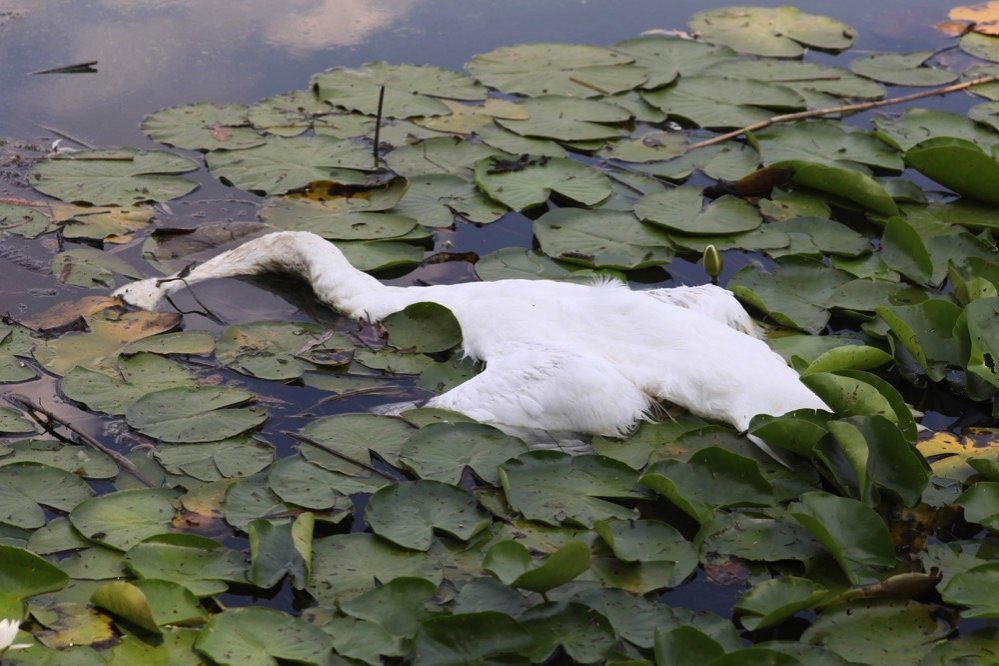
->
640, 448, 774, 523
195, 606, 333, 666
28, 149, 198, 206
782, 161, 899, 216
141, 103, 265, 151
593, 518, 697, 584
51, 248, 140, 289
520, 601, 615, 664
636, 187, 762, 235
736, 577, 829, 631
69, 488, 181, 551
413, 612, 533, 665
313, 62, 485, 118
0, 439, 117, 479
495, 95, 629, 142
533, 208, 673, 270
905, 137, 999, 204
384, 136, 506, 177
801, 600, 951, 665
614, 36, 735, 84
268, 455, 383, 507
392, 174, 506, 227
642, 76, 804, 129
206, 136, 375, 194
961, 297, 999, 389
789, 492, 895, 584
765, 217, 871, 259
309, 533, 442, 603
245, 514, 313, 590
483, 539, 590, 592
215, 321, 331, 380
499, 452, 644, 527
728, 257, 853, 333
382, 302, 462, 353
696, 513, 826, 565
473, 155, 611, 210
689, 6, 856, 57
0, 545, 68, 618
849, 51, 958, 87
872, 108, 999, 151
752, 120, 903, 172
247, 90, 329, 137
875, 299, 963, 380
125, 387, 266, 443
0, 203, 54, 238
0, 463, 92, 529
123, 534, 248, 597
60, 353, 196, 415
467, 43, 646, 97
365, 480, 491, 551
91, 580, 206, 633
298, 413, 414, 470
710, 58, 885, 101
153, 437, 274, 482
398, 422, 527, 485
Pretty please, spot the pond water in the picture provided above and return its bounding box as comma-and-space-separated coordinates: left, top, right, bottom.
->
1, 0, 998, 662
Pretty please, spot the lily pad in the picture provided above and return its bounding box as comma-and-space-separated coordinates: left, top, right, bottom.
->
313, 62, 486, 118
0, 545, 68, 618
689, 6, 856, 57
789, 492, 895, 584
365, 480, 491, 551
153, 437, 274, 482
123, 534, 248, 597
905, 137, 999, 204
125, 387, 267, 443
398, 422, 526, 485
498, 452, 644, 527
60, 352, 196, 415
141, 103, 265, 151
0, 463, 92, 529
206, 136, 375, 195
69, 488, 181, 552
28, 149, 198, 206
636, 187, 762, 235
467, 43, 646, 97
642, 76, 804, 129
391, 174, 506, 227
533, 208, 673, 270
195, 606, 333, 666
495, 95, 629, 143
752, 120, 903, 172
473, 155, 611, 210
849, 51, 958, 87
385, 136, 506, 177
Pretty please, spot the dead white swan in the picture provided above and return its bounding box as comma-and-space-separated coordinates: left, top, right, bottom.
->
113, 231, 828, 437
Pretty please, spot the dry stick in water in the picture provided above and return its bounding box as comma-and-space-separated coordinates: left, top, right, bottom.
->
6, 393, 153, 486
684, 74, 999, 153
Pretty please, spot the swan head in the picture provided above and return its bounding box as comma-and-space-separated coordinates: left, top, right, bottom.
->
113, 277, 169, 309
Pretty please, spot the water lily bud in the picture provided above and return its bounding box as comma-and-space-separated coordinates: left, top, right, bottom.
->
703, 244, 722, 281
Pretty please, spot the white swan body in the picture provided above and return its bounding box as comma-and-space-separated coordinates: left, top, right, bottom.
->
113, 231, 828, 436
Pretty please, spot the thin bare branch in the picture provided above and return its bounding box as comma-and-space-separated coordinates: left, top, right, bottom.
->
684, 74, 999, 153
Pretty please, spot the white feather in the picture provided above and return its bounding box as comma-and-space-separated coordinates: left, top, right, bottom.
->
113, 231, 828, 437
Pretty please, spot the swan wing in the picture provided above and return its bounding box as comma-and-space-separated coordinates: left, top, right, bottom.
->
643, 284, 760, 338
426, 339, 650, 437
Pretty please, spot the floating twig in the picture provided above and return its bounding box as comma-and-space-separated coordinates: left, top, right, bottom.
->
684, 74, 999, 153
31, 61, 98, 75
285, 430, 396, 480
